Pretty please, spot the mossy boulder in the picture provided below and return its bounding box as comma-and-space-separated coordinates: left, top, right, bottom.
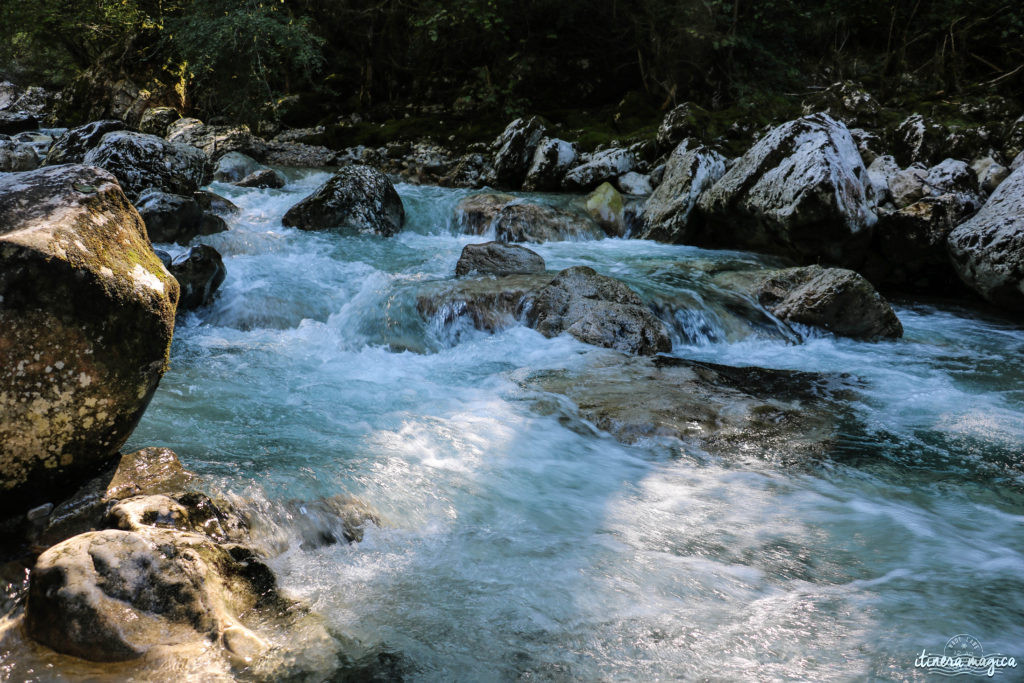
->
0, 165, 179, 517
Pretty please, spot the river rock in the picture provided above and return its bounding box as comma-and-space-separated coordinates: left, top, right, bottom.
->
947, 165, 1024, 310
692, 113, 876, 267
637, 141, 726, 242
585, 182, 625, 236
166, 118, 266, 161
164, 245, 227, 309
438, 152, 494, 189
234, 168, 285, 189
281, 165, 404, 235
867, 193, 979, 292
454, 192, 516, 234
0, 112, 38, 135
656, 102, 707, 150
455, 242, 545, 277
213, 151, 264, 182
44, 120, 127, 165
971, 157, 1010, 194
492, 117, 546, 188
25, 525, 275, 662
616, 171, 652, 196
454, 193, 605, 243
893, 114, 948, 166
417, 274, 551, 334
138, 107, 181, 137
0, 165, 178, 516
84, 131, 211, 199
866, 155, 900, 206
195, 190, 240, 215
136, 190, 227, 244
926, 158, 979, 199
522, 266, 671, 355
562, 148, 637, 192
522, 137, 577, 191
740, 265, 902, 338
0, 140, 39, 172
515, 354, 843, 460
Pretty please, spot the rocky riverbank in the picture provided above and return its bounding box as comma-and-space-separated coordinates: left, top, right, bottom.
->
1, 77, 1023, 677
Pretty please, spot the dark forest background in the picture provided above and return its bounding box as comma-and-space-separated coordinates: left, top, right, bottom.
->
2, 0, 1023, 132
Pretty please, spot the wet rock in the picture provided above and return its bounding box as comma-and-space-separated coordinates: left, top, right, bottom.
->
138, 107, 181, 137
947, 165, 1024, 310
195, 190, 240, 215
455, 242, 546, 277
0, 140, 39, 172
0, 165, 178, 516
234, 168, 285, 189
893, 114, 947, 166
136, 190, 227, 245
492, 117, 546, 188
656, 102, 707, 151
454, 193, 605, 243
616, 171, 652, 196
692, 113, 876, 267
562, 148, 637, 192
515, 353, 844, 460
438, 152, 494, 188
213, 151, 264, 182
84, 131, 211, 200
801, 81, 880, 127
44, 120, 127, 165
734, 265, 902, 338
0, 112, 38, 135
282, 165, 404, 235
25, 526, 276, 662
522, 137, 577, 191
585, 182, 625, 236
163, 245, 227, 310
867, 194, 979, 293
637, 141, 726, 243
276, 496, 380, 549
522, 266, 671, 355
417, 274, 550, 333
166, 118, 266, 161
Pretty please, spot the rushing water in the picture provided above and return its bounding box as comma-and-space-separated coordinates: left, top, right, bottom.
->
101, 170, 1024, 680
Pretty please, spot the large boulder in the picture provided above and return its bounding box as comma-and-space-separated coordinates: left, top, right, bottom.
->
522, 137, 577, 191
166, 118, 266, 161
0, 165, 179, 516
455, 242, 545, 277
83, 131, 211, 199
136, 190, 227, 245
138, 107, 181, 137
733, 265, 903, 339
492, 117, 546, 188
692, 113, 877, 267
522, 266, 671, 355
44, 120, 127, 166
947, 166, 1024, 310
637, 140, 727, 242
0, 140, 40, 172
281, 165, 404, 235
562, 148, 637, 192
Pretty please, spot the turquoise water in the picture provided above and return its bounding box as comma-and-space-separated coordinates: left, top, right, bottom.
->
126, 171, 1024, 680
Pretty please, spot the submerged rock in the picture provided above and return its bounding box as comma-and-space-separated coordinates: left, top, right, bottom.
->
515, 353, 845, 461
693, 113, 876, 267
455, 242, 546, 277
281, 165, 404, 235
83, 130, 211, 199
44, 119, 127, 165
522, 266, 671, 355
726, 265, 903, 339
947, 165, 1024, 310
638, 140, 726, 242
0, 165, 178, 516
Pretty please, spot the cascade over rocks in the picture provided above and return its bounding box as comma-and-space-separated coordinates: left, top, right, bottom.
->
492, 117, 546, 188
523, 266, 671, 355
0, 165, 179, 516
455, 242, 546, 277
454, 193, 605, 243
947, 165, 1024, 310
417, 274, 551, 334
281, 165, 404, 235
83, 131, 212, 199
691, 113, 877, 267
44, 120, 127, 166
638, 140, 727, 243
